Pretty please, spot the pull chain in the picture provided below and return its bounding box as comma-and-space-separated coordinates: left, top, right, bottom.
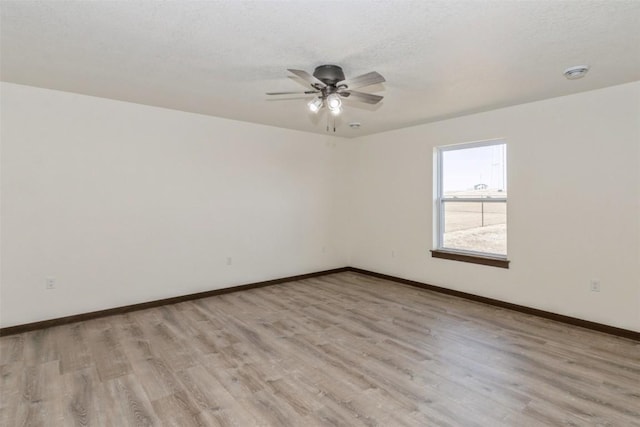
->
325, 113, 337, 133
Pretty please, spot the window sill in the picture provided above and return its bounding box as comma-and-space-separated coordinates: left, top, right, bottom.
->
431, 250, 510, 269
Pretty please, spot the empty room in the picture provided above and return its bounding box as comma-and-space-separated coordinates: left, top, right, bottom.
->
1, 1, 639, 426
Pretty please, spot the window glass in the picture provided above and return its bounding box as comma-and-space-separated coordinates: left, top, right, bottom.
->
442, 201, 507, 255
437, 141, 507, 257
442, 144, 507, 197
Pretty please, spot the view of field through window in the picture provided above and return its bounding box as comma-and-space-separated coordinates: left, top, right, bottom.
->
441, 143, 507, 256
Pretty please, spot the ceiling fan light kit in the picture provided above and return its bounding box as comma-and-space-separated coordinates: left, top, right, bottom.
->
326, 93, 342, 112
307, 97, 323, 113
267, 64, 385, 126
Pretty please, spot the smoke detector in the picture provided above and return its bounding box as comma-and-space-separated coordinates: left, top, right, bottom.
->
349, 122, 361, 129
564, 65, 590, 80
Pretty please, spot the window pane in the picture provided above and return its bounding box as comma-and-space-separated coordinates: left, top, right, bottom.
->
442, 144, 507, 198
442, 201, 506, 256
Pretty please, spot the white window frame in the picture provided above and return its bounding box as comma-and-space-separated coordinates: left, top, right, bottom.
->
435, 139, 507, 259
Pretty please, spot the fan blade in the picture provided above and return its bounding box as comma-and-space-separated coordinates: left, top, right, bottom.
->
339, 71, 385, 90
340, 90, 383, 104
287, 69, 326, 88
266, 91, 319, 95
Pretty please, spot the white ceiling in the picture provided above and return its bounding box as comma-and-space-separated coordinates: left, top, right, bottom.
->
2, 1, 639, 138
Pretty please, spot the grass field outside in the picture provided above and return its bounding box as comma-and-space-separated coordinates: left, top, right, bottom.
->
442, 196, 507, 255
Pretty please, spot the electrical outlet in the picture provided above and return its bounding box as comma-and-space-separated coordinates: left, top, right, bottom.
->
391, 250, 396, 258
226, 257, 232, 266
46, 277, 56, 290
590, 279, 601, 292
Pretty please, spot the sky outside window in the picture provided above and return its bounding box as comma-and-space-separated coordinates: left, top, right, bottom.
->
442, 143, 507, 196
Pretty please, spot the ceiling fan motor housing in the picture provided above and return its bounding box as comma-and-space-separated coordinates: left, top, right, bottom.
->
313, 65, 346, 86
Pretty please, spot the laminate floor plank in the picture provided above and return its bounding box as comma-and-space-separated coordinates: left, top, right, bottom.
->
0, 365, 24, 425
85, 320, 132, 382
0, 334, 24, 365
100, 374, 159, 427
2, 272, 639, 426
21, 327, 59, 366
150, 391, 209, 427
61, 366, 104, 427
58, 323, 93, 374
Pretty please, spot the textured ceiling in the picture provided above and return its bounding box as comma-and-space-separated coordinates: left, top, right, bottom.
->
2, 1, 639, 137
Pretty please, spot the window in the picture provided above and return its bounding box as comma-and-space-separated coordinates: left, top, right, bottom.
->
433, 140, 508, 267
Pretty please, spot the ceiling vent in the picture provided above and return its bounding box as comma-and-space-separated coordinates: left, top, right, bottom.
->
564, 65, 590, 80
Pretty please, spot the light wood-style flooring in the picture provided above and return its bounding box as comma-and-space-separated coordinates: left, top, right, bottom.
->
1, 272, 639, 426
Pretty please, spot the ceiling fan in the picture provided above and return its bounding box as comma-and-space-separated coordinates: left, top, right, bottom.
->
266, 65, 385, 115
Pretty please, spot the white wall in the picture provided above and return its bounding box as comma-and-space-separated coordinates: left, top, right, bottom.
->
2, 81, 639, 332
348, 82, 640, 332
0, 82, 351, 327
